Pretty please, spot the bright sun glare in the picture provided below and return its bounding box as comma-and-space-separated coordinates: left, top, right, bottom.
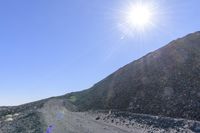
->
119, 1, 158, 37
126, 4, 153, 28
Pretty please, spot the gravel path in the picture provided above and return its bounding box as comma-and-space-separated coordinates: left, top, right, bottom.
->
39, 99, 143, 133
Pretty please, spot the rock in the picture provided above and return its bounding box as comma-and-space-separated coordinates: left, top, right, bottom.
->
95, 116, 100, 120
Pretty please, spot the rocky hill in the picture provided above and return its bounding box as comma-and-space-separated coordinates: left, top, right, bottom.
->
65, 31, 200, 121
1, 31, 200, 133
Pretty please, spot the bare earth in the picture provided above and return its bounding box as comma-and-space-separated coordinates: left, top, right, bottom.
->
1, 98, 198, 133
39, 99, 144, 133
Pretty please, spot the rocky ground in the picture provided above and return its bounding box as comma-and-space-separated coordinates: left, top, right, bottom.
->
89, 111, 200, 133
1, 98, 200, 133
0, 100, 46, 133
40, 98, 200, 133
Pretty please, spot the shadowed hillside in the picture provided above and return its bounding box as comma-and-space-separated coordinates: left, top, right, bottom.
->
65, 31, 200, 121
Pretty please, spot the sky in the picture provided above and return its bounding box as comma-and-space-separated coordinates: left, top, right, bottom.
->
0, 0, 200, 106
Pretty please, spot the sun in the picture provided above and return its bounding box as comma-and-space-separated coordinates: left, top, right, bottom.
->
126, 3, 153, 29
118, 1, 157, 37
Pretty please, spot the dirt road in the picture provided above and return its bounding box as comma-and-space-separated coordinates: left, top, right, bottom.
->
39, 99, 142, 133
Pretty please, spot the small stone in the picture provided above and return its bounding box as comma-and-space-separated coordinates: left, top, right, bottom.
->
95, 116, 100, 120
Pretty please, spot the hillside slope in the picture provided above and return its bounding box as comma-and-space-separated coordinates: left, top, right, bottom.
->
65, 31, 200, 121
1, 31, 200, 133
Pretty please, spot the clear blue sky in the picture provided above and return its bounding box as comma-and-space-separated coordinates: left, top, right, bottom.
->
0, 0, 200, 106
